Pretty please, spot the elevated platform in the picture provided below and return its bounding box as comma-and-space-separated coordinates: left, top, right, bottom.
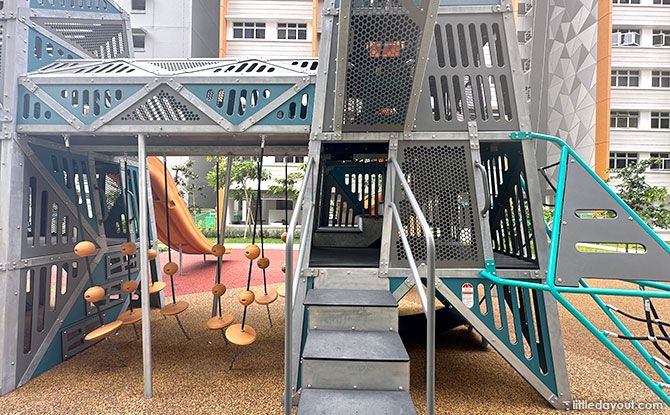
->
16, 58, 318, 153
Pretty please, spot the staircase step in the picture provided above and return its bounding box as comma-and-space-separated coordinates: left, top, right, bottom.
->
298, 389, 416, 415
305, 289, 397, 307
302, 331, 408, 361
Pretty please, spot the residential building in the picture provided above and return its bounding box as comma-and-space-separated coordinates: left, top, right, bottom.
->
116, 0, 220, 58
609, 0, 670, 190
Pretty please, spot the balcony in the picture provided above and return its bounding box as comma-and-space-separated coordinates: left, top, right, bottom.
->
610, 129, 670, 152
612, 46, 670, 69
611, 88, 670, 111
613, 5, 670, 27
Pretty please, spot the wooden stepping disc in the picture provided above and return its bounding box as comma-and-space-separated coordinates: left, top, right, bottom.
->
84, 320, 123, 342
149, 281, 167, 294
276, 284, 285, 298
207, 314, 234, 330
161, 301, 189, 316
225, 323, 257, 346
255, 287, 278, 305
118, 308, 142, 325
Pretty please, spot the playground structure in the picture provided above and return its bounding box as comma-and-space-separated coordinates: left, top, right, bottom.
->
1, 1, 670, 414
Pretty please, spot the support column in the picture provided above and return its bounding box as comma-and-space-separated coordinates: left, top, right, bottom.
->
137, 134, 153, 399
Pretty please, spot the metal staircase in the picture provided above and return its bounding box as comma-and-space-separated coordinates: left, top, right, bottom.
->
298, 287, 415, 415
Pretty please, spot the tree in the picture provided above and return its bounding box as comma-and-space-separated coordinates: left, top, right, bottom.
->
171, 159, 203, 210
207, 156, 270, 237
267, 163, 305, 200
609, 159, 670, 229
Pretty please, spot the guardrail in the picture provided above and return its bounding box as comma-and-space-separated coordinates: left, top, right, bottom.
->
284, 157, 315, 415
388, 157, 436, 415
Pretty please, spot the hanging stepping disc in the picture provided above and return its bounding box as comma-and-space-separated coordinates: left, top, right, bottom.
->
120, 241, 137, 255
74, 241, 97, 257
148, 249, 158, 261
118, 308, 143, 325
276, 284, 285, 298
121, 280, 139, 294
149, 281, 167, 294
84, 320, 123, 342
161, 300, 189, 316
225, 323, 257, 346
255, 287, 278, 305
207, 314, 234, 330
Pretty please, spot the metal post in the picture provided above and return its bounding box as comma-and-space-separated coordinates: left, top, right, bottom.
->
137, 134, 153, 399
178, 244, 183, 276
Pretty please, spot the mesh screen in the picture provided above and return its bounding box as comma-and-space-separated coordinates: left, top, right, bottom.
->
392, 141, 484, 268
119, 89, 201, 122
35, 18, 129, 59
148, 60, 221, 72
342, 0, 423, 131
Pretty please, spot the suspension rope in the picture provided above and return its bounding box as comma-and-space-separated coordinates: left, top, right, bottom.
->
215, 158, 223, 318
163, 156, 177, 305
67, 140, 104, 326
241, 145, 264, 331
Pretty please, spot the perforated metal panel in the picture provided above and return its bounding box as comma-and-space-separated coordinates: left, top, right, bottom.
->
481, 141, 538, 268
391, 141, 484, 268
341, 0, 427, 131
115, 89, 205, 124
415, 13, 519, 131
30, 0, 122, 14
33, 18, 129, 59
106, 252, 137, 280
61, 316, 102, 361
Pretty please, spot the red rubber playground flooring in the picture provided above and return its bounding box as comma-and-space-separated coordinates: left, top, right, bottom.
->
159, 246, 295, 297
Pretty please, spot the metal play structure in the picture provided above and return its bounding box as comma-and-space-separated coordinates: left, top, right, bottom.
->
1, 0, 670, 414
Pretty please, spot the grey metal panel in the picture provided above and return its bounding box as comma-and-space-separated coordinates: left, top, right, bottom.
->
301, 360, 410, 391
555, 157, 670, 286
304, 289, 397, 307
337, 0, 437, 132
298, 389, 416, 415
415, 12, 519, 132
105, 251, 137, 280
302, 330, 409, 361
308, 306, 398, 332
391, 140, 484, 269
85, 277, 125, 315
60, 314, 107, 360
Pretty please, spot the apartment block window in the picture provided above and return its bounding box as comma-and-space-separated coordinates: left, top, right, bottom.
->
650, 153, 670, 170
610, 111, 639, 128
609, 152, 638, 169
278, 23, 308, 40
233, 22, 266, 40
652, 71, 670, 88
613, 0, 640, 3
274, 156, 305, 164
132, 29, 146, 51
612, 29, 640, 46
653, 30, 670, 47
653, 0, 670, 4
131, 0, 146, 12
651, 112, 670, 129
611, 70, 640, 87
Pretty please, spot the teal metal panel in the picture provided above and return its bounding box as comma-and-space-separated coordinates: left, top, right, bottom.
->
29, 0, 122, 14
28, 142, 98, 228
440, 277, 559, 394
185, 84, 294, 125
28, 29, 81, 72
40, 84, 143, 125
16, 86, 69, 125
256, 85, 315, 126
389, 277, 408, 294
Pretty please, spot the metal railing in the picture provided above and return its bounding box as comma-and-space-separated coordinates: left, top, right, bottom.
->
284, 157, 315, 415
388, 157, 436, 415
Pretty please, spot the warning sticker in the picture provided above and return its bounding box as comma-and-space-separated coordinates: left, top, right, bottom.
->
462, 283, 474, 308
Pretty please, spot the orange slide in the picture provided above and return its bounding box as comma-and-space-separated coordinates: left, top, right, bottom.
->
148, 157, 214, 255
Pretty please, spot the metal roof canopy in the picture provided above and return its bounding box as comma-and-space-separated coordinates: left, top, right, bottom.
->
17, 58, 318, 155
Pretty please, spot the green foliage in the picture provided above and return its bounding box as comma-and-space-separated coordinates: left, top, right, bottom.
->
267, 169, 304, 200
609, 159, 670, 229
171, 159, 203, 208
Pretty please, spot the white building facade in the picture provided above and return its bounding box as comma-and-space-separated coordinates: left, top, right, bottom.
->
116, 0, 219, 58
609, 0, 670, 190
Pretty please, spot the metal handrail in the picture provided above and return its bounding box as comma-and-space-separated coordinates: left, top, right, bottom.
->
284, 157, 315, 415
389, 157, 436, 415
